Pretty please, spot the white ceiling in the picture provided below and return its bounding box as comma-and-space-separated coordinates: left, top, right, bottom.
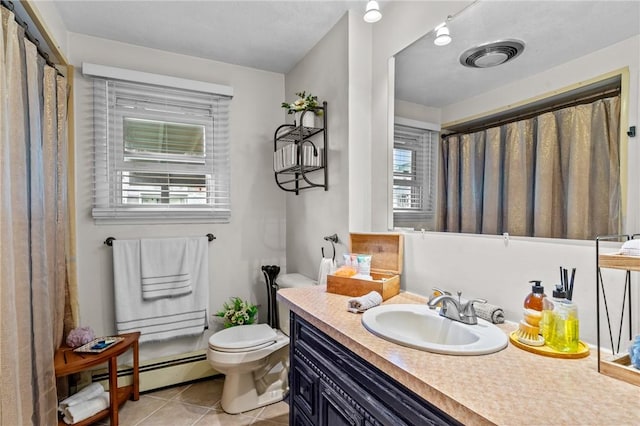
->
51, 0, 364, 73
395, 1, 640, 108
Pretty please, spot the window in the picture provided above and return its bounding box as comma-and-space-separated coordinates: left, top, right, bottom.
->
91, 74, 231, 223
393, 122, 439, 230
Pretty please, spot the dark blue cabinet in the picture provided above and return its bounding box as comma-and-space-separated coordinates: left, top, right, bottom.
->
289, 313, 462, 426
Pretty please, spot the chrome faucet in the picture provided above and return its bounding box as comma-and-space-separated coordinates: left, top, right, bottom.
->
427, 290, 486, 325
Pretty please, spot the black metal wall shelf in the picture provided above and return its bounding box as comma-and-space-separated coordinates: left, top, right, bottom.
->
273, 101, 327, 195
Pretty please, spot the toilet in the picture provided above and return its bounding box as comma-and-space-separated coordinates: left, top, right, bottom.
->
207, 273, 316, 414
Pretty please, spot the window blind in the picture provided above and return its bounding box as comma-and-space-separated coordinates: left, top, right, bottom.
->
393, 124, 438, 230
92, 78, 231, 223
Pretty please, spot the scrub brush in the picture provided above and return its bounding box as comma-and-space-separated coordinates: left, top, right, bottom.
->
516, 320, 545, 346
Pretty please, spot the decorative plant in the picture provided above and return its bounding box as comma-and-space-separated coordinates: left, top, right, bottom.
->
215, 297, 258, 328
281, 91, 323, 116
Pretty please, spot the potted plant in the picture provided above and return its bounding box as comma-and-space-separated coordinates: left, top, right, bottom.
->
281, 91, 323, 127
215, 297, 258, 328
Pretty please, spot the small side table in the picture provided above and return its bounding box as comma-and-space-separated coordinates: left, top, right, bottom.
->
54, 332, 140, 426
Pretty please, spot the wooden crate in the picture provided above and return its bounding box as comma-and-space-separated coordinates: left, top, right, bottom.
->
327, 233, 403, 300
600, 353, 640, 387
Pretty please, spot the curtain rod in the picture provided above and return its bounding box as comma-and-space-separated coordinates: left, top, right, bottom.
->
1, 0, 58, 70
442, 87, 621, 139
104, 234, 217, 246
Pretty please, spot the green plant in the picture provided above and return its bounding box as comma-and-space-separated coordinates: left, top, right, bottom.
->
281, 91, 323, 116
215, 297, 258, 328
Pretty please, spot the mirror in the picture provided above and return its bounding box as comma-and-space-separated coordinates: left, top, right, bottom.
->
393, 1, 640, 238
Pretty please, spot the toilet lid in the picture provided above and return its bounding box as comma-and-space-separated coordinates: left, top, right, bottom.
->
209, 323, 278, 352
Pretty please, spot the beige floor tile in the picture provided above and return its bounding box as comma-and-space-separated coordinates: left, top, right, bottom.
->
257, 401, 289, 424
136, 401, 209, 426
100, 395, 166, 425
145, 383, 190, 400
173, 378, 224, 408
192, 408, 256, 425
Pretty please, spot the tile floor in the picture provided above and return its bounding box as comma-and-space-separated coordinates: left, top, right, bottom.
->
97, 377, 289, 425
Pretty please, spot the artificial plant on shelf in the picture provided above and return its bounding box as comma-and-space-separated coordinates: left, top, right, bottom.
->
281, 91, 324, 116
215, 297, 258, 328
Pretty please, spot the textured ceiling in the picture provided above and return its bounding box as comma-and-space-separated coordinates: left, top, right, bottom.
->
52, 0, 362, 73
395, 1, 640, 108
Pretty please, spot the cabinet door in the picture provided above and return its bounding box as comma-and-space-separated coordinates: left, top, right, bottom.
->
291, 401, 315, 426
291, 354, 319, 423
319, 380, 368, 426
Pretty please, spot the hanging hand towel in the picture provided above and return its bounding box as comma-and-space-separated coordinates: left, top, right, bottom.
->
347, 291, 383, 313
317, 257, 336, 286
140, 237, 192, 300
62, 392, 110, 424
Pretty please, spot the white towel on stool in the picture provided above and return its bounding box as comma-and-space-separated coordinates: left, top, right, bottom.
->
347, 291, 383, 313
317, 258, 336, 286
62, 392, 110, 424
58, 383, 104, 412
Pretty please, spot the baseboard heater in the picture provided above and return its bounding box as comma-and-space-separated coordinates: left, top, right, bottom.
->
90, 350, 218, 392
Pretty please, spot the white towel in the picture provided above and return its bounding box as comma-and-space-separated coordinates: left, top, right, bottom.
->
620, 239, 640, 256
140, 237, 192, 300
473, 302, 505, 324
317, 257, 336, 286
58, 383, 104, 412
113, 237, 209, 343
347, 291, 383, 313
62, 392, 110, 424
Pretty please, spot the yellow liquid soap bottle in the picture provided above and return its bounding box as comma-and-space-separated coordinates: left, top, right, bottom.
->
541, 285, 566, 344
549, 299, 580, 353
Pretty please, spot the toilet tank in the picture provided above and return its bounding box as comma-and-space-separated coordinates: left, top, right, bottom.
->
276, 273, 316, 336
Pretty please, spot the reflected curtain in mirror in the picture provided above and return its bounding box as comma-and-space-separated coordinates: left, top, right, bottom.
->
436, 96, 620, 240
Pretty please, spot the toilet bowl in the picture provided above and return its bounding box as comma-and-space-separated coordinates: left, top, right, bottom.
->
207, 273, 315, 414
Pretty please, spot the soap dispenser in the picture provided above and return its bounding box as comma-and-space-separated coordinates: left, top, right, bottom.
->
524, 280, 546, 311
541, 284, 566, 343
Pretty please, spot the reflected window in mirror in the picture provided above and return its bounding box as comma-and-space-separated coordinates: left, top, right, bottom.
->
393, 120, 438, 230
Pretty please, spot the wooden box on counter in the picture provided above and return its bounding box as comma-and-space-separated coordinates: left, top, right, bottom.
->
326, 233, 403, 300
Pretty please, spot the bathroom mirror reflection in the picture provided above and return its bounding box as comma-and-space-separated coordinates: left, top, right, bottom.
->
392, 1, 640, 240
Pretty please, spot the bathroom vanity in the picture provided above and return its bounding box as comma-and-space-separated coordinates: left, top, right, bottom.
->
290, 313, 459, 425
278, 287, 640, 425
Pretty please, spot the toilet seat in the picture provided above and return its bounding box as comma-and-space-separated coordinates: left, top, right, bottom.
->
209, 323, 278, 352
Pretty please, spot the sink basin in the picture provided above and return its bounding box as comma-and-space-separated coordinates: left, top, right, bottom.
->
361, 304, 508, 355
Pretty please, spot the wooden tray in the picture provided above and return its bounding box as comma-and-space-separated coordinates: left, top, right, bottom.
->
509, 331, 590, 359
327, 233, 403, 300
600, 353, 640, 387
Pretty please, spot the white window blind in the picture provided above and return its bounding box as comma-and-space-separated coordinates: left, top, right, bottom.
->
92, 77, 231, 223
393, 123, 438, 230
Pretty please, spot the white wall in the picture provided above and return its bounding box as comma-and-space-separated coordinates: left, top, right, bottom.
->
372, 2, 638, 347
395, 99, 441, 124
68, 33, 286, 360
283, 15, 351, 279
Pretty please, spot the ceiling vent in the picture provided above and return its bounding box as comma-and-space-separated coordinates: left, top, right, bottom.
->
459, 39, 525, 68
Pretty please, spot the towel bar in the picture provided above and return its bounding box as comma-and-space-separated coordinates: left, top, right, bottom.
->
104, 234, 216, 246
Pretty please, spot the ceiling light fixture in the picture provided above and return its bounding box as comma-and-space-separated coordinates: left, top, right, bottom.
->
364, 0, 382, 23
434, 23, 451, 46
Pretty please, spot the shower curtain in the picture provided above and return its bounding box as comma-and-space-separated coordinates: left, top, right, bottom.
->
0, 6, 69, 425
436, 96, 621, 240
